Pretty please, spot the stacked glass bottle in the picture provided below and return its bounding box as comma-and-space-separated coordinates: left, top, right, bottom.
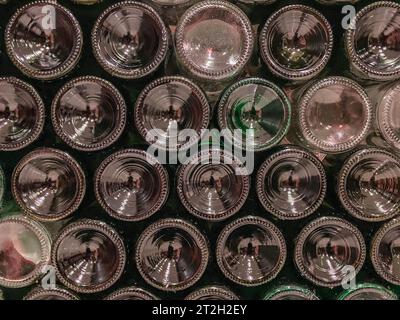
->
0, 0, 399, 301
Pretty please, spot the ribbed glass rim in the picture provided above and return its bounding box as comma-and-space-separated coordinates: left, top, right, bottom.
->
338, 283, 397, 300
371, 218, 400, 286
5, 1, 83, 80
263, 285, 319, 300
294, 216, 366, 288
0, 77, 45, 151
297, 76, 372, 153
217, 77, 292, 152
345, 1, 400, 81
91, 1, 170, 79
135, 218, 209, 292
24, 287, 80, 300
51, 219, 126, 293
176, 149, 250, 221
338, 147, 400, 222
185, 285, 239, 300
256, 145, 327, 220
216, 215, 287, 286
175, 0, 254, 81
0, 215, 52, 288
94, 148, 169, 221
376, 82, 400, 150
51, 76, 127, 151
11, 147, 86, 222
104, 286, 159, 300
259, 4, 333, 81
134, 75, 210, 151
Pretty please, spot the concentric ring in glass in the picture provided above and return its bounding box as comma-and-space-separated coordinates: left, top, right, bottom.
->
256, 146, 326, 220
338, 147, 400, 222
371, 219, 400, 286
52, 219, 126, 293
260, 5, 333, 80
175, 0, 254, 81
0, 77, 45, 151
345, 1, 400, 81
51, 76, 127, 151
12, 148, 86, 222
95, 149, 169, 221
294, 217, 366, 288
134, 76, 210, 151
297, 76, 372, 153
216, 216, 287, 286
5, 1, 82, 80
177, 149, 249, 221
218, 77, 291, 152
135, 218, 209, 291
92, 1, 170, 79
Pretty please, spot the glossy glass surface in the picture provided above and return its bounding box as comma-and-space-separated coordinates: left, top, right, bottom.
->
340, 149, 400, 221
52, 77, 125, 151
12, 149, 84, 220
260, 5, 332, 80
139, 229, 202, 286
185, 286, 239, 300
377, 83, 400, 150
96, 150, 168, 221
298, 78, 371, 153
0, 219, 49, 286
181, 13, 242, 71
175, 0, 253, 80
221, 227, 280, 281
1, 0, 397, 301
55, 227, 122, 290
264, 285, 319, 300
257, 147, 326, 220
376, 225, 400, 284
0, 78, 44, 151
6, 2, 81, 79
24, 287, 79, 300
136, 219, 208, 291
135, 77, 209, 150
178, 151, 249, 220
218, 79, 291, 151
104, 287, 158, 300
354, 5, 400, 74
296, 218, 365, 287
340, 285, 397, 300
217, 217, 286, 285
92, 1, 167, 78
307, 85, 365, 145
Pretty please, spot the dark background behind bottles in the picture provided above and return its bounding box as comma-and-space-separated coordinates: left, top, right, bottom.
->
0, 0, 399, 300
